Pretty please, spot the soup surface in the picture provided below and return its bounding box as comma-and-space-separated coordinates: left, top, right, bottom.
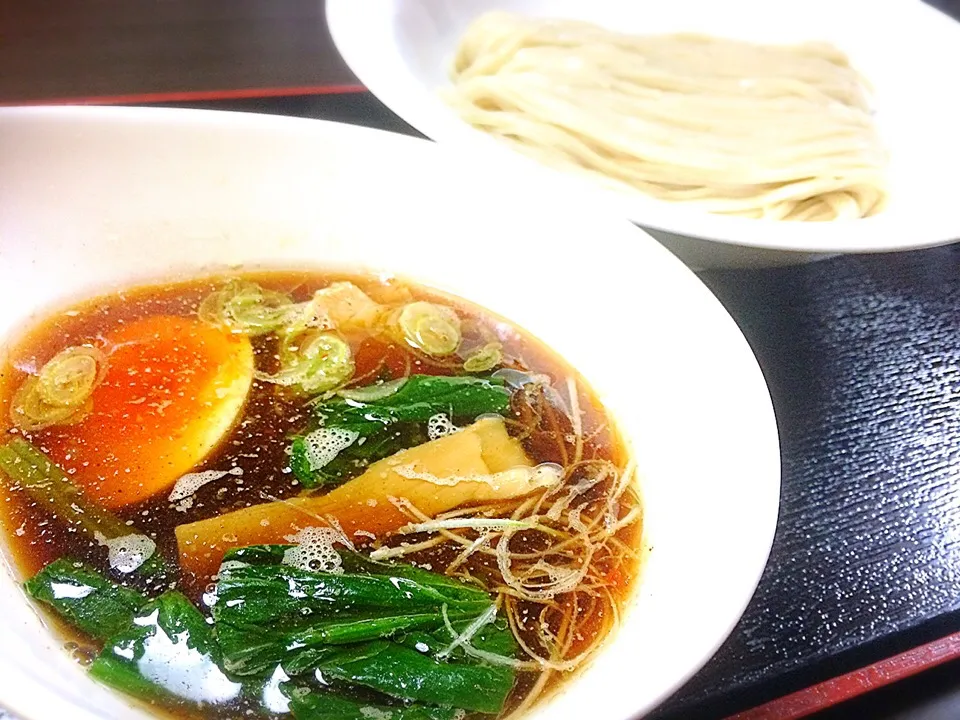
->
0, 271, 641, 720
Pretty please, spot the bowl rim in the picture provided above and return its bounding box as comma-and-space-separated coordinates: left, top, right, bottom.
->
0, 105, 781, 720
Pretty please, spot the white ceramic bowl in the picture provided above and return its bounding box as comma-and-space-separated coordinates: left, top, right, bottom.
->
327, 0, 960, 269
0, 107, 780, 720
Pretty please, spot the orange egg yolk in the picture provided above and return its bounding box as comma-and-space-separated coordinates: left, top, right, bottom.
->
37, 315, 254, 509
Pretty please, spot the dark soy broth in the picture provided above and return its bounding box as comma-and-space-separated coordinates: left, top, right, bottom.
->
0, 271, 642, 720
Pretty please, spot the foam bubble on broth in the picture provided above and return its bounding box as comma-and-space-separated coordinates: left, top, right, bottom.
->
169, 467, 243, 501
427, 412, 459, 440
94, 531, 156, 574
302, 427, 359, 470
282, 526, 348, 574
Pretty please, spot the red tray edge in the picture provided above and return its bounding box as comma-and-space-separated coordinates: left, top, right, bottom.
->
724, 629, 960, 720
0, 84, 367, 108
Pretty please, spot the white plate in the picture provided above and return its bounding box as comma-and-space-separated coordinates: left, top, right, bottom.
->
327, 0, 960, 268
0, 107, 779, 720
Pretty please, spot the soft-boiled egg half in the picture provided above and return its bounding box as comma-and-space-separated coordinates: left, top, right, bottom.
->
36, 316, 253, 508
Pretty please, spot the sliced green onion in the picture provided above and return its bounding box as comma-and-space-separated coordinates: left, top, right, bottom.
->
36, 345, 107, 407
336, 377, 408, 403
198, 280, 301, 336
11, 378, 88, 431
255, 331, 355, 394
397, 301, 461, 356
437, 602, 498, 660
10, 345, 107, 432
463, 342, 503, 373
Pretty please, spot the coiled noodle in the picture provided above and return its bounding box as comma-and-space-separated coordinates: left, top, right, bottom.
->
445, 12, 888, 221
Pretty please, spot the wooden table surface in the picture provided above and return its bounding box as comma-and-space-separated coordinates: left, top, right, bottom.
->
0, 0, 361, 104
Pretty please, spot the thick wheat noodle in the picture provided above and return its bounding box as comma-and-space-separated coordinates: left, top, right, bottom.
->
445, 11, 888, 221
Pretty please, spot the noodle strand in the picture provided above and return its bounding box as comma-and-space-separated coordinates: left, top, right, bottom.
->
445, 12, 888, 221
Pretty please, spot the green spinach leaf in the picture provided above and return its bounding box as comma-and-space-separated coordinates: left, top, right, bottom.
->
394, 614, 518, 663
316, 640, 513, 714
285, 688, 464, 720
89, 591, 242, 707
23, 559, 148, 641
222, 545, 488, 603
212, 557, 491, 676
289, 375, 511, 488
